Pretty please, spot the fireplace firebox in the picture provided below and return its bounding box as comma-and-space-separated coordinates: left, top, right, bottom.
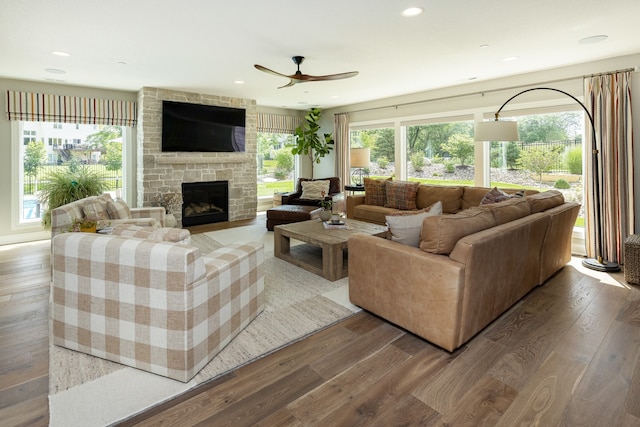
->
181, 181, 228, 227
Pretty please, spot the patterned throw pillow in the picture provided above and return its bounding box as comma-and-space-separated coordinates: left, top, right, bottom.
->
480, 187, 524, 205
363, 177, 390, 206
106, 199, 132, 219
300, 180, 330, 199
385, 201, 443, 247
384, 180, 420, 210
82, 196, 110, 220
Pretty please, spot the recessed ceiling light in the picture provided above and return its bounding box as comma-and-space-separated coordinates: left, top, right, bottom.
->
579, 35, 608, 44
402, 7, 423, 17
479, 44, 489, 49
234, 80, 245, 84
331, 95, 340, 99
52, 51, 71, 57
44, 68, 66, 74
503, 56, 519, 62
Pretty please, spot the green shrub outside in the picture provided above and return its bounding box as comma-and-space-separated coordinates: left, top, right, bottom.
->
554, 179, 571, 189
565, 147, 582, 175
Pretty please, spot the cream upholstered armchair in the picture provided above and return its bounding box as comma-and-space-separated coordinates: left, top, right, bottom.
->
50, 231, 265, 382
50, 193, 166, 237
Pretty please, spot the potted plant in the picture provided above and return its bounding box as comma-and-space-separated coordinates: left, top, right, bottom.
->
318, 191, 333, 221
152, 191, 182, 227
38, 166, 110, 230
291, 108, 334, 179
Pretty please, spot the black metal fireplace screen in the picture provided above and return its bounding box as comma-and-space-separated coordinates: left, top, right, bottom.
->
181, 181, 228, 227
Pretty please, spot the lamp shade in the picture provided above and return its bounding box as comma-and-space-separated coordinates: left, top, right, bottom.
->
350, 147, 371, 168
474, 120, 519, 142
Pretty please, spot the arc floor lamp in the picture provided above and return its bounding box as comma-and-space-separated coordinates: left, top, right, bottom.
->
474, 87, 620, 272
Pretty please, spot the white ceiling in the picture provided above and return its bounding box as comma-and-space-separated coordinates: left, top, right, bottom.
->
2, 0, 639, 110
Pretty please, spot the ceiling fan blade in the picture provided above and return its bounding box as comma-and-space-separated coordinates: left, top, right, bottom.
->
254, 64, 290, 79
277, 80, 297, 89
294, 71, 359, 82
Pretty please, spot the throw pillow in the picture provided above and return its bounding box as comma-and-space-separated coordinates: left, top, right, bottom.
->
300, 180, 330, 200
386, 201, 442, 247
385, 180, 420, 210
363, 177, 391, 206
82, 197, 110, 220
106, 199, 132, 219
480, 187, 512, 205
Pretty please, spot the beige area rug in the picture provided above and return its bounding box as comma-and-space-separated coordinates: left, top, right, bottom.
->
48, 218, 360, 426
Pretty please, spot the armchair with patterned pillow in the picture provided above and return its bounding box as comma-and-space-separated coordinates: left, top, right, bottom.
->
280, 177, 344, 209
50, 193, 166, 237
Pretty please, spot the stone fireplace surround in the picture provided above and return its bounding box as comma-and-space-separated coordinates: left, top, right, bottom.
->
136, 87, 258, 226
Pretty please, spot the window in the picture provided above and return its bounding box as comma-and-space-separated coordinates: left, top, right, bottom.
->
404, 120, 475, 186
489, 110, 584, 227
257, 132, 296, 198
350, 127, 395, 183
15, 122, 126, 223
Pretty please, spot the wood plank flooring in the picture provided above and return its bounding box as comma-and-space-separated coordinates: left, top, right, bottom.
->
1, 217, 639, 426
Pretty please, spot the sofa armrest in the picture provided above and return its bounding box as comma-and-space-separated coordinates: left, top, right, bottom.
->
280, 191, 301, 205
131, 206, 166, 227
346, 194, 365, 218
348, 233, 465, 351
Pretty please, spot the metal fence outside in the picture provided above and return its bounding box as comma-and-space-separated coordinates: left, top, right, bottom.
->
24, 164, 123, 195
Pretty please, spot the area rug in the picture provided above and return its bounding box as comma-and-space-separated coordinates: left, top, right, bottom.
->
48, 220, 360, 426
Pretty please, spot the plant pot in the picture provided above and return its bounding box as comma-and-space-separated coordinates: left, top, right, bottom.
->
319, 210, 332, 221
165, 213, 177, 228
80, 224, 97, 233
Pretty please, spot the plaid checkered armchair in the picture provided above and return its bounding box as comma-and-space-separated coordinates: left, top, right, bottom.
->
50, 194, 166, 238
51, 232, 265, 382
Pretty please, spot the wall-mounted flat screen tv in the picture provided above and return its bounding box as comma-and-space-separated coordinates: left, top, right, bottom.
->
161, 100, 246, 152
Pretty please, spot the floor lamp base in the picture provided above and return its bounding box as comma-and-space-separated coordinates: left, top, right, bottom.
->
582, 258, 621, 272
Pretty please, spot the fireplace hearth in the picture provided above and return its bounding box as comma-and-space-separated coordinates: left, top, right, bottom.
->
182, 181, 229, 227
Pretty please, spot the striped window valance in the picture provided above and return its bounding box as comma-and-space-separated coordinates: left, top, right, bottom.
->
257, 113, 303, 134
6, 91, 137, 126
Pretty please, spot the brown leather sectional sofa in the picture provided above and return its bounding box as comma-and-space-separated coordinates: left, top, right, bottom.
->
348, 185, 580, 351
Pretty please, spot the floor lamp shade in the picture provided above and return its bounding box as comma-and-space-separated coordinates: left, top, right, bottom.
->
474, 120, 519, 142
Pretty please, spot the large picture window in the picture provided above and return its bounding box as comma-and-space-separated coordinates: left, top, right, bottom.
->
15, 121, 126, 224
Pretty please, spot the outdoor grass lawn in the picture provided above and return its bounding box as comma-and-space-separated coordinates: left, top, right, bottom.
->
257, 181, 293, 197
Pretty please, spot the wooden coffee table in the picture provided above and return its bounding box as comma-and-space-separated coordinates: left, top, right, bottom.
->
274, 218, 387, 281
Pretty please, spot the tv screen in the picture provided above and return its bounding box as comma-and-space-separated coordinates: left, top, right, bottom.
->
161, 101, 246, 152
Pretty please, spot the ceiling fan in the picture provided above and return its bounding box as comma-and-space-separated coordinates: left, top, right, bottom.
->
254, 56, 359, 89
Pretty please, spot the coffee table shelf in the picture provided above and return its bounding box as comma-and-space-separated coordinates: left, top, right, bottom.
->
274, 218, 387, 281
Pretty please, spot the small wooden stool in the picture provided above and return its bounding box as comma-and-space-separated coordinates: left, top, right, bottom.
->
624, 234, 640, 284
266, 205, 322, 231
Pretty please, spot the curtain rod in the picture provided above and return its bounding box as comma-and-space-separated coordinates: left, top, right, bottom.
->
343, 67, 637, 115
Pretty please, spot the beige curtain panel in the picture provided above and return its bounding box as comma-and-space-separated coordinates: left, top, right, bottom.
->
583, 71, 634, 263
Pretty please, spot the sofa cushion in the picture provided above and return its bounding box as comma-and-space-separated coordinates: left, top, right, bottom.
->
420, 207, 496, 254
385, 180, 420, 210
481, 197, 531, 225
300, 180, 330, 200
353, 204, 398, 224
364, 177, 391, 206
386, 201, 442, 247
416, 184, 463, 213
106, 199, 132, 219
527, 190, 565, 213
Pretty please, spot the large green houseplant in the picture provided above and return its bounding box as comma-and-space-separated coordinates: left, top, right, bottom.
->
292, 108, 334, 179
38, 166, 110, 229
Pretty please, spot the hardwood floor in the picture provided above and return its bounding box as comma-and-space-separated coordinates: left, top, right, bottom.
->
1, 218, 639, 426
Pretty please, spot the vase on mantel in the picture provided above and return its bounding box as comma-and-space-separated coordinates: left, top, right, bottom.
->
319, 210, 332, 222
165, 213, 177, 228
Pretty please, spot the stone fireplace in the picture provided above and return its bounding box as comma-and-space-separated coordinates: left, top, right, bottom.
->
136, 87, 257, 226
